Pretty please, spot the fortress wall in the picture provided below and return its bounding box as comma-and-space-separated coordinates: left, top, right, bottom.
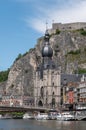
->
52, 22, 86, 31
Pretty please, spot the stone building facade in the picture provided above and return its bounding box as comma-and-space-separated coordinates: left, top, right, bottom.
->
49, 22, 86, 34
34, 30, 61, 109
52, 22, 86, 31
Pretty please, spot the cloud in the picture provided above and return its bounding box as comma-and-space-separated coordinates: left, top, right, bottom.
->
47, 0, 86, 23
26, 18, 46, 33
23, 0, 86, 33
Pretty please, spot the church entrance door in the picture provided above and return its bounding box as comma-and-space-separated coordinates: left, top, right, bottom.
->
38, 100, 43, 106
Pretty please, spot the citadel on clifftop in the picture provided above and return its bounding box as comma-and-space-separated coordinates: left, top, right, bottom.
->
0, 22, 86, 111
49, 22, 86, 34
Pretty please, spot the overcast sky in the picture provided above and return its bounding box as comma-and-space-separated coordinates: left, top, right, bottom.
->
0, 0, 86, 70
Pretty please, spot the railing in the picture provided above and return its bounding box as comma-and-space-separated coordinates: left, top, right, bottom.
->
76, 115, 86, 120
75, 111, 86, 120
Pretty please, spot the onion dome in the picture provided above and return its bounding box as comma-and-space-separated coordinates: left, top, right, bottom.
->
41, 29, 53, 57
42, 45, 53, 57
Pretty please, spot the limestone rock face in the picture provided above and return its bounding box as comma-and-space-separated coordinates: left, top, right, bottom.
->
6, 50, 36, 96
5, 30, 86, 95
0, 81, 7, 94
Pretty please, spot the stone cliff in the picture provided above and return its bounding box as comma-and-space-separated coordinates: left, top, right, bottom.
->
5, 27, 86, 95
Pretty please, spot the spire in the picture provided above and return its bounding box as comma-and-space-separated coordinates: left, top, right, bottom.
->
44, 22, 50, 42
41, 24, 53, 58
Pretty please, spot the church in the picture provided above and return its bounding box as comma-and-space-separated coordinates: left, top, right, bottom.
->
34, 29, 61, 109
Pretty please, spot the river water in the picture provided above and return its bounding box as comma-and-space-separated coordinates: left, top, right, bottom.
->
0, 119, 86, 130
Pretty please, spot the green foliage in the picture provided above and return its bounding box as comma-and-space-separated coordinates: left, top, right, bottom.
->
55, 29, 61, 35
0, 69, 10, 82
15, 51, 29, 62
84, 47, 86, 52
23, 51, 28, 57
29, 48, 35, 52
15, 53, 22, 61
78, 68, 86, 74
75, 28, 86, 36
76, 28, 84, 31
67, 49, 81, 55
74, 28, 84, 32
12, 112, 24, 116
80, 29, 86, 36
49, 29, 61, 37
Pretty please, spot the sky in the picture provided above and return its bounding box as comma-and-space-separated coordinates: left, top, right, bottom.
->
0, 0, 86, 71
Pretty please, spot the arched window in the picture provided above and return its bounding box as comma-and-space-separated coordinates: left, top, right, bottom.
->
40, 86, 44, 98
52, 92, 54, 96
52, 98, 55, 108
52, 82, 54, 86
38, 100, 43, 106
46, 98, 47, 104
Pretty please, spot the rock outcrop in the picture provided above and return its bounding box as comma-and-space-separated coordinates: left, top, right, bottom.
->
4, 25, 86, 95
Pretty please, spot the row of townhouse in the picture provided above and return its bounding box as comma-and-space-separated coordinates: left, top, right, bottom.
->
0, 95, 23, 107
61, 75, 86, 110
0, 94, 34, 107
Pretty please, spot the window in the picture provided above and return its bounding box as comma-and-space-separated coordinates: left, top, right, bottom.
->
52, 92, 55, 96
52, 82, 54, 86
40, 86, 44, 98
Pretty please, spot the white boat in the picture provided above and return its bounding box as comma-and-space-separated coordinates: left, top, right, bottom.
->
0, 114, 12, 119
48, 109, 58, 120
56, 112, 74, 121
0, 114, 2, 119
23, 113, 34, 119
35, 112, 48, 120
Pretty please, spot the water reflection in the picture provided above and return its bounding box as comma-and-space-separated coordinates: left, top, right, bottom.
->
0, 120, 86, 130
33, 120, 86, 130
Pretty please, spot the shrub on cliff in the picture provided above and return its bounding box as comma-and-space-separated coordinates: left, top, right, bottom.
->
0, 69, 9, 82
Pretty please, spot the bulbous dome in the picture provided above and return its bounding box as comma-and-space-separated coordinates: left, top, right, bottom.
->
42, 45, 53, 57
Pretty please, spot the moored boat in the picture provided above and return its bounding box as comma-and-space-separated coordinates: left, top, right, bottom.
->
48, 109, 58, 120
34, 112, 48, 120
23, 113, 34, 119
56, 112, 75, 121
0, 114, 12, 119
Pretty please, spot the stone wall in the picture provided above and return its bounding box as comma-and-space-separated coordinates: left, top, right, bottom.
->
52, 22, 86, 31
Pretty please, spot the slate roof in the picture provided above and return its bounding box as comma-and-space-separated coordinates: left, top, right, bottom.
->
61, 73, 86, 85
